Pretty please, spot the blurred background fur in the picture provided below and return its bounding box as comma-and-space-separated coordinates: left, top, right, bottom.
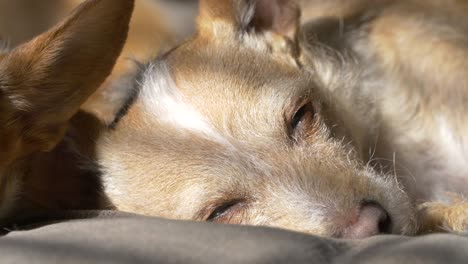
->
0, 0, 198, 121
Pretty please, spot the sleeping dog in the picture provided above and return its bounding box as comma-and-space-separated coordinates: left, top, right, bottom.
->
0, 0, 466, 238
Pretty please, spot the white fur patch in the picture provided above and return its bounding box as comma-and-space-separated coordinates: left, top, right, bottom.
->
140, 63, 229, 144
101, 159, 125, 198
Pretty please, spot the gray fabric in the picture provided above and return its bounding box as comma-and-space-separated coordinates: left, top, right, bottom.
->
0, 211, 467, 264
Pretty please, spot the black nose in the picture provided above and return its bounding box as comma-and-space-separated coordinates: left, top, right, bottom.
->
342, 201, 392, 239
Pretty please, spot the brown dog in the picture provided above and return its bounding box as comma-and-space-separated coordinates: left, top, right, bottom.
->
0, 0, 466, 238
0, 0, 133, 217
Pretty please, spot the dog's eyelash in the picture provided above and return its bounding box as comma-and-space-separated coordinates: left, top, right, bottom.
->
207, 203, 236, 221
206, 200, 246, 223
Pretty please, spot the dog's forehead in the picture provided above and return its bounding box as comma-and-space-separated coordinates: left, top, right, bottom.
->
136, 62, 227, 142
128, 52, 311, 142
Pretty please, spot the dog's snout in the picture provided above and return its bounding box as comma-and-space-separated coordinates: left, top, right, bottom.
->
342, 201, 391, 239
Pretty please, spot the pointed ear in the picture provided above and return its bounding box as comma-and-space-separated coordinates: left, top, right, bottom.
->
198, 0, 300, 41
0, 0, 133, 161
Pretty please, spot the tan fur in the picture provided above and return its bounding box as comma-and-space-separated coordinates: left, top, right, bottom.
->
300, 0, 468, 232
0, 0, 467, 237
418, 195, 468, 233
91, 0, 417, 237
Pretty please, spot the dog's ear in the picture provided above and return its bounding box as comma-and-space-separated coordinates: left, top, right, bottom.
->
0, 0, 134, 162
198, 0, 300, 47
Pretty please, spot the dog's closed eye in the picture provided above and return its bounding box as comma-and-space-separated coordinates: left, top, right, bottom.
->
206, 200, 247, 224
286, 98, 319, 142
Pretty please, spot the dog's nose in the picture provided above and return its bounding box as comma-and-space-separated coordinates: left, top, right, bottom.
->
342, 201, 391, 239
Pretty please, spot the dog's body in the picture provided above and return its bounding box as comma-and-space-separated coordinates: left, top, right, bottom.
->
0, 0, 466, 238
300, 0, 468, 231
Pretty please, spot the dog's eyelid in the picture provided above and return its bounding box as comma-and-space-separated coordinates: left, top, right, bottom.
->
205, 199, 247, 223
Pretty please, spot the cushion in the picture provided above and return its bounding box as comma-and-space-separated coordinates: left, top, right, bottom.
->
1, 211, 467, 264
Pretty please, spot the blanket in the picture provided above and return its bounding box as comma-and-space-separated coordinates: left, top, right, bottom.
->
0, 211, 466, 264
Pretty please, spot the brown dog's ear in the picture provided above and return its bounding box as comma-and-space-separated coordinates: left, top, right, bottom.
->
198, 0, 300, 42
0, 0, 134, 162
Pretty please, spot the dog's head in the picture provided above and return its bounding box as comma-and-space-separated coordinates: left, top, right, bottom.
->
93, 0, 417, 238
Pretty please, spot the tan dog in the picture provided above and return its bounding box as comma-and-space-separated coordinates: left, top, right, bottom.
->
0, 0, 466, 238
299, 0, 468, 232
